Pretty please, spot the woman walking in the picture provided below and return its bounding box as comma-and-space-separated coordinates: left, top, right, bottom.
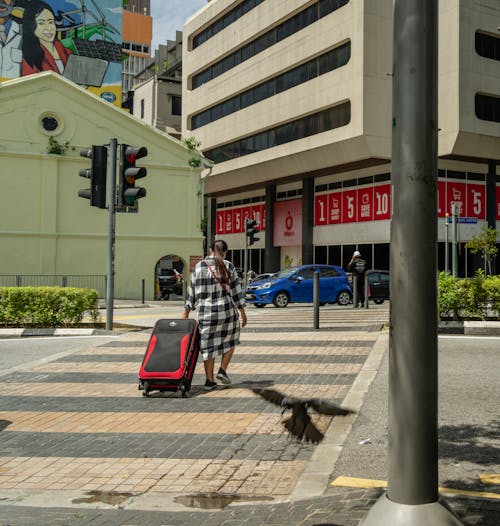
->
182, 240, 247, 390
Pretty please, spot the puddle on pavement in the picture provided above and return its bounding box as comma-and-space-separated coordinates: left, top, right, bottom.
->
72, 490, 134, 506
174, 492, 273, 510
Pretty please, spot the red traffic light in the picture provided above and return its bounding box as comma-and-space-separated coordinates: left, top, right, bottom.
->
124, 146, 148, 164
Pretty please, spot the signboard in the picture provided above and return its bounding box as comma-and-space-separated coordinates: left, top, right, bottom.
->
215, 203, 265, 235
0, 0, 123, 105
273, 199, 302, 247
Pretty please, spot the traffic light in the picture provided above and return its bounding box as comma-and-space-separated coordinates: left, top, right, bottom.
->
78, 145, 107, 208
119, 144, 147, 207
246, 218, 260, 246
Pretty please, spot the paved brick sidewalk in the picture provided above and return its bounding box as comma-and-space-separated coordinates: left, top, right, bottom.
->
0, 305, 498, 525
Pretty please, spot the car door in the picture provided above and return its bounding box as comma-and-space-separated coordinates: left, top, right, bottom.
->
318, 266, 341, 302
290, 267, 315, 302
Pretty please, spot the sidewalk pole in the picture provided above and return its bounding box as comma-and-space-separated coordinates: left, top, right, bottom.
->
451, 203, 458, 277
313, 270, 320, 329
360, 1, 462, 524
352, 274, 358, 308
445, 213, 449, 273
364, 272, 369, 309
105, 138, 117, 332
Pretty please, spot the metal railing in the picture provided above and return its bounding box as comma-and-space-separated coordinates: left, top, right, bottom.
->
0, 275, 106, 298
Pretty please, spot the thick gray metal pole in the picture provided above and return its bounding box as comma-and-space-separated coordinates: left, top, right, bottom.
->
106, 138, 117, 332
451, 203, 458, 277
243, 220, 249, 291
445, 214, 449, 273
361, 1, 462, 524
313, 270, 319, 329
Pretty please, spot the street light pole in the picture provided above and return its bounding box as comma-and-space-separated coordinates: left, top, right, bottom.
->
361, 1, 462, 524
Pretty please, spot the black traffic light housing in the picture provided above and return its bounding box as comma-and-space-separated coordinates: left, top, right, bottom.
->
78, 145, 107, 208
119, 144, 147, 207
246, 218, 260, 246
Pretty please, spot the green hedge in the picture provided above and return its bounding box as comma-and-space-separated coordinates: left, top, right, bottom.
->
438, 271, 500, 320
0, 287, 100, 327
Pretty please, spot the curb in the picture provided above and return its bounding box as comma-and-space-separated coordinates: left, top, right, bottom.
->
438, 321, 500, 336
290, 332, 389, 500
0, 328, 113, 338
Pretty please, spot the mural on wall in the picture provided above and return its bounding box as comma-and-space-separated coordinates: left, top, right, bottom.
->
0, 0, 122, 104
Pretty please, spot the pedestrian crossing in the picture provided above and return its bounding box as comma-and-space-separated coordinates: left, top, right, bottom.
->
0, 306, 388, 501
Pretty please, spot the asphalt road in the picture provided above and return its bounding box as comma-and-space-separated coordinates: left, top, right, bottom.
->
331, 334, 500, 492
0, 335, 119, 374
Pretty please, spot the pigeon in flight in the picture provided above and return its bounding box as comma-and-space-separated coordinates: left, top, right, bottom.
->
252, 387, 355, 444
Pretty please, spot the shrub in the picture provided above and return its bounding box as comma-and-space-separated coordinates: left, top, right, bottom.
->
438, 271, 500, 320
0, 287, 100, 327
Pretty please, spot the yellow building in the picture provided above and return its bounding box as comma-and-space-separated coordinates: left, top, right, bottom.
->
0, 72, 204, 300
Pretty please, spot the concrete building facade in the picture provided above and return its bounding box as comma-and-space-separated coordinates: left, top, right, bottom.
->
182, 0, 500, 275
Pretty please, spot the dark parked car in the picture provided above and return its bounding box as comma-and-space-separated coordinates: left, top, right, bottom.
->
367, 270, 390, 304
158, 269, 183, 299
245, 264, 352, 308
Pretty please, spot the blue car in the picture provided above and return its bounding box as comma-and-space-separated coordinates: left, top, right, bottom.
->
245, 265, 352, 308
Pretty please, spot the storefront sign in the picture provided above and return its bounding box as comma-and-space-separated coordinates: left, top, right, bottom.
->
274, 199, 302, 247
216, 203, 265, 234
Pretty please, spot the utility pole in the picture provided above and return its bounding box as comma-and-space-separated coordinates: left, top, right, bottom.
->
361, 1, 462, 524
451, 202, 458, 277
106, 138, 117, 331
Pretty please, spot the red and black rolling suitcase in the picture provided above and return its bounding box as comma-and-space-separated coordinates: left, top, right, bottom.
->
138, 318, 200, 397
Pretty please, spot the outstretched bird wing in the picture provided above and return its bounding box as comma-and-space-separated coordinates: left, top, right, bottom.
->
307, 399, 355, 416
252, 387, 293, 407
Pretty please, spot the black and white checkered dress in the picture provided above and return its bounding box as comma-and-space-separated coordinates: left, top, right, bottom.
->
185, 257, 245, 361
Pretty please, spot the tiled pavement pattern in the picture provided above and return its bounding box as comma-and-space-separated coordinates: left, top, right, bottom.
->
1, 305, 497, 525
0, 307, 381, 497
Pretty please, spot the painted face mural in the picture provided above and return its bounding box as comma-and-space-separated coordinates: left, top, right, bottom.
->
0, 1, 14, 20
34, 8, 56, 46
0, 0, 123, 106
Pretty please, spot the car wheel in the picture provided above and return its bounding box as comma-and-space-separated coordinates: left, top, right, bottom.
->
336, 290, 351, 306
373, 299, 384, 304
254, 303, 266, 308
273, 292, 290, 308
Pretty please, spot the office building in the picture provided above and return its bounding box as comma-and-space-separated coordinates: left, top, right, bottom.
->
182, 0, 500, 275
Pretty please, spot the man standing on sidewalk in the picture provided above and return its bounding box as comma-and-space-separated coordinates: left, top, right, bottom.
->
348, 250, 367, 307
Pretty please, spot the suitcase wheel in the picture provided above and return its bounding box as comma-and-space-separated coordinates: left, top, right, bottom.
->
142, 390, 151, 397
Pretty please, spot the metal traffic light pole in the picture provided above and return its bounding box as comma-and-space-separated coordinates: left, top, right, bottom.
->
243, 219, 249, 291
360, 1, 462, 524
106, 138, 117, 331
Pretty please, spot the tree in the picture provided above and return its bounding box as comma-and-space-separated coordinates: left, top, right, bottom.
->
465, 226, 499, 275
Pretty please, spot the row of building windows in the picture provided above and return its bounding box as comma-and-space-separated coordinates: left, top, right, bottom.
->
475, 31, 500, 61
204, 102, 351, 163
122, 42, 149, 54
216, 195, 265, 209
191, 41, 351, 129
192, 0, 265, 49
476, 94, 500, 123
191, 0, 350, 89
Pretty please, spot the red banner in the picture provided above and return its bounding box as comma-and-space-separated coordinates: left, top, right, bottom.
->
216, 210, 225, 234
342, 189, 357, 223
216, 204, 266, 234
446, 181, 466, 217
497, 185, 500, 220
357, 186, 373, 222
373, 184, 391, 220
437, 181, 446, 217
329, 192, 342, 224
466, 183, 486, 219
314, 195, 328, 225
